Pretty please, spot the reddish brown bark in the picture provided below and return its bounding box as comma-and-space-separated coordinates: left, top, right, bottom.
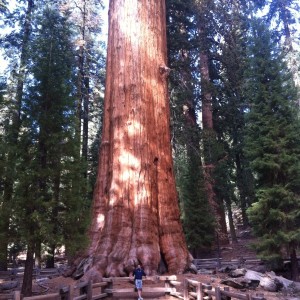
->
84, 0, 190, 277
200, 42, 228, 245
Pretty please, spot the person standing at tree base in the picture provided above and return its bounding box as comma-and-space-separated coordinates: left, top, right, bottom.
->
133, 264, 146, 300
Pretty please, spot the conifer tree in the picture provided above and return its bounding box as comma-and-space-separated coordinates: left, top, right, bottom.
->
213, 0, 256, 231
194, 0, 229, 245
13, 6, 89, 295
0, 0, 34, 271
252, 0, 300, 105
166, 0, 215, 255
64, 0, 106, 202
69, 0, 104, 166
245, 20, 300, 282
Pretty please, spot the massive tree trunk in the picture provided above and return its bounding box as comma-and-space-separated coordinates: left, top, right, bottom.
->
82, 0, 190, 277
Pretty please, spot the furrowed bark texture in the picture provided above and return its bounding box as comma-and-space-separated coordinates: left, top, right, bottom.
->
87, 0, 190, 277
200, 48, 228, 245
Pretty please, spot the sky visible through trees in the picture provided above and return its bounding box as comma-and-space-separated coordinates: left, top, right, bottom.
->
0, 0, 300, 292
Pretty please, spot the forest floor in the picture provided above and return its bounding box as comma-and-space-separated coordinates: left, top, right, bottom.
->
1, 231, 299, 299
28, 233, 299, 300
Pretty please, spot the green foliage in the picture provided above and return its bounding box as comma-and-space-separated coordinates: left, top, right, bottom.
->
245, 20, 300, 262
12, 6, 90, 256
0, 0, 299, 270
175, 147, 215, 253
167, 0, 215, 253
0, 0, 106, 269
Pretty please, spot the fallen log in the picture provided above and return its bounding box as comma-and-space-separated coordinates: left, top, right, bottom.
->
245, 270, 300, 292
0, 281, 18, 291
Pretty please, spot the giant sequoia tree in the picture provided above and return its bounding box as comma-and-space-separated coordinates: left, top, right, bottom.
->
78, 0, 191, 277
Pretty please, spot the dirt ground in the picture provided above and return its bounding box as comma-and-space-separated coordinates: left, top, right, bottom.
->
32, 234, 299, 300
2, 233, 299, 299
29, 272, 299, 300
31, 235, 300, 300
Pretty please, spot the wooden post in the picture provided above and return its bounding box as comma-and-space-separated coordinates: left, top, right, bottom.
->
69, 284, 74, 300
223, 287, 231, 300
60, 286, 71, 300
86, 281, 92, 300
165, 277, 170, 293
195, 282, 203, 300
77, 281, 92, 300
13, 291, 21, 300
203, 284, 212, 300
215, 287, 221, 300
107, 278, 113, 290
183, 278, 189, 300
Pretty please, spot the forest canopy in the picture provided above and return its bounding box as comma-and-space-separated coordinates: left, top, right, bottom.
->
0, 0, 300, 293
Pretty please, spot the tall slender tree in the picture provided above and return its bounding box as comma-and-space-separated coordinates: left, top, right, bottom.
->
166, 0, 215, 256
13, 5, 89, 295
253, 0, 300, 105
195, 0, 228, 245
213, 0, 256, 231
71, 0, 103, 164
245, 20, 300, 282
0, 0, 34, 271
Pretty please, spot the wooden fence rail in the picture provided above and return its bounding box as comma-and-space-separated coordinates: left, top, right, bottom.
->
184, 278, 265, 300
193, 258, 263, 270
1, 275, 267, 300
0, 269, 60, 281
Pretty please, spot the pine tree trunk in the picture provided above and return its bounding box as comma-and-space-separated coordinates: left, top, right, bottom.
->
76, 0, 90, 177
46, 245, 55, 269
34, 241, 41, 269
82, 0, 190, 277
200, 49, 228, 245
290, 248, 299, 282
235, 153, 249, 228
197, 6, 228, 244
21, 241, 35, 297
225, 197, 237, 243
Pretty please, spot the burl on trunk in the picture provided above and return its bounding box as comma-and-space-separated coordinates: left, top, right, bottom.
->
81, 0, 191, 278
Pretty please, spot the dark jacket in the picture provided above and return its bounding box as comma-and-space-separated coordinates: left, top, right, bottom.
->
133, 267, 146, 280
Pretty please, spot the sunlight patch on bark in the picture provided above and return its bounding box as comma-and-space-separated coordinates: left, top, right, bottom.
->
96, 214, 105, 228
127, 120, 143, 136
119, 151, 140, 176
134, 189, 148, 206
